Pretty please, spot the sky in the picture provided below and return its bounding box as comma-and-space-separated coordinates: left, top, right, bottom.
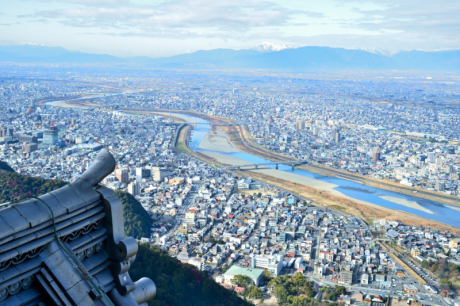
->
0, 0, 459, 58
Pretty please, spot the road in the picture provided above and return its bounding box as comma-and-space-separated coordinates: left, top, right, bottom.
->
308, 275, 446, 305
181, 140, 449, 305
157, 183, 200, 242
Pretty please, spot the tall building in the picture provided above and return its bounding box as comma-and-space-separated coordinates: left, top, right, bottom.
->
128, 181, 140, 196
185, 212, 196, 224
436, 181, 445, 192
0, 126, 14, 138
23, 142, 38, 153
152, 166, 168, 181
251, 254, 283, 276
7, 126, 14, 137
436, 158, 443, 168
136, 167, 151, 182
279, 231, 286, 243
296, 120, 305, 130
333, 129, 340, 143
115, 168, 129, 183
274, 211, 279, 222
311, 126, 319, 136
19, 134, 38, 144
340, 270, 353, 285
372, 147, 381, 162
43, 126, 58, 147
428, 152, 436, 163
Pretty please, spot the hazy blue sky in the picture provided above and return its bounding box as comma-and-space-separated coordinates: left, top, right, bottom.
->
0, 0, 459, 57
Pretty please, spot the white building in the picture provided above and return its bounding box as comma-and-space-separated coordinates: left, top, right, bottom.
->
128, 181, 140, 196
251, 254, 283, 276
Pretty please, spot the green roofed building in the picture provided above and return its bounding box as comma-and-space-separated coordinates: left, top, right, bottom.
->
223, 265, 264, 287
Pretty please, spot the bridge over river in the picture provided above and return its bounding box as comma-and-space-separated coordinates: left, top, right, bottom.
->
223, 160, 308, 170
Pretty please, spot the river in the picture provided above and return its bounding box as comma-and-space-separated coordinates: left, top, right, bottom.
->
44, 93, 460, 228
185, 115, 460, 228
45, 90, 139, 107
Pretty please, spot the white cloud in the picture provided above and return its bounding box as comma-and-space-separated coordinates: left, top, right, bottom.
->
27, 0, 129, 4
25, 0, 322, 37
344, 0, 460, 45
9, 0, 460, 55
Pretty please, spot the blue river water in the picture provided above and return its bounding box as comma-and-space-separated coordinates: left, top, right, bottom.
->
45, 90, 140, 107
185, 115, 460, 228
43, 91, 460, 230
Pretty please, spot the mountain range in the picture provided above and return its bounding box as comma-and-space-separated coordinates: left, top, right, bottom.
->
1, 44, 459, 71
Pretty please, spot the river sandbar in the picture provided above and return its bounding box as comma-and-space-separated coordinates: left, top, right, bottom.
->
199, 151, 399, 214
143, 112, 197, 123
199, 129, 241, 153
380, 196, 434, 214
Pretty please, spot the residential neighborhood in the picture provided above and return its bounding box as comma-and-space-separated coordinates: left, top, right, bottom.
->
1, 69, 460, 306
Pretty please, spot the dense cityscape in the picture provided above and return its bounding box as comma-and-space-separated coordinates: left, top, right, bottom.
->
1, 67, 460, 306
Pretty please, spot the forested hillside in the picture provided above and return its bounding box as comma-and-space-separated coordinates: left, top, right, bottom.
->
0, 168, 150, 239
0, 163, 251, 305
0, 161, 15, 172
130, 244, 252, 306
115, 190, 152, 239
0, 170, 67, 203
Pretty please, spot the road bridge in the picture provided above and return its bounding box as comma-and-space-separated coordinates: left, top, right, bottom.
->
223, 159, 307, 170
164, 122, 240, 126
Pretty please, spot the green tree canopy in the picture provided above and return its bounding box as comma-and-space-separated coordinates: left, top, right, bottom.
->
247, 286, 262, 299
292, 272, 306, 287
115, 190, 152, 239
274, 286, 289, 303
231, 275, 252, 289
263, 269, 272, 281
130, 244, 252, 306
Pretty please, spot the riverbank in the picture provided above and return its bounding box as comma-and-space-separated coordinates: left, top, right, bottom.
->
248, 170, 460, 236
36, 95, 82, 106
225, 121, 460, 209
42, 98, 460, 232
91, 103, 460, 209
175, 123, 219, 164
301, 163, 460, 208
198, 150, 460, 235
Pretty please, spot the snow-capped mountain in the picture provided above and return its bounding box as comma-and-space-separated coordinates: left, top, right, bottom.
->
356, 47, 397, 57
253, 42, 291, 52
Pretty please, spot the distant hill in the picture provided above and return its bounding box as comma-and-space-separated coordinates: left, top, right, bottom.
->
1, 44, 460, 71
0, 161, 14, 172
0, 45, 122, 64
